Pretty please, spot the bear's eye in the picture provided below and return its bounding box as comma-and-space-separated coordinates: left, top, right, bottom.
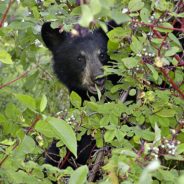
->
99, 52, 107, 62
99, 53, 105, 59
77, 55, 85, 62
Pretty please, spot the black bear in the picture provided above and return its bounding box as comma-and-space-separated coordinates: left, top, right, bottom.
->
41, 22, 112, 169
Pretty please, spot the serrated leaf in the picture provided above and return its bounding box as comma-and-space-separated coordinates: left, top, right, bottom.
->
69, 165, 88, 184
0, 50, 13, 64
40, 94, 47, 112
122, 57, 139, 69
70, 91, 82, 108
15, 94, 36, 111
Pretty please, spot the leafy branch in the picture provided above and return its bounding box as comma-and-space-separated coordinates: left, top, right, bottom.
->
0, 115, 41, 167
0, 71, 29, 90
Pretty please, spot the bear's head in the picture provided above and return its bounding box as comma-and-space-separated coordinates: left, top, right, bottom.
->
41, 22, 109, 98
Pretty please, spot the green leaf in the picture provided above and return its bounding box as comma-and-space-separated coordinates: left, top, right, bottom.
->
108, 27, 131, 43
47, 117, 77, 157
139, 160, 160, 184
174, 69, 183, 84
168, 33, 182, 48
5, 103, 21, 121
155, 23, 173, 33
15, 94, 36, 111
128, 0, 144, 12
79, 5, 93, 27
15, 135, 35, 158
177, 143, 184, 154
130, 36, 143, 54
122, 57, 139, 69
104, 130, 116, 142
70, 91, 82, 108
89, 0, 101, 15
40, 94, 47, 112
154, 123, 161, 144
169, 12, 184, 18
146, 64, 158, 81
156, 109, 176, 118
35, 120, 56, 138
69, 165, 88, 184
0, 50, 13, 64
140, 8, 150, 23
111, 9, 131, 24
165, 46, 180, 56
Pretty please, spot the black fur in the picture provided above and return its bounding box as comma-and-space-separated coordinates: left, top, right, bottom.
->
41, 22, 112, 168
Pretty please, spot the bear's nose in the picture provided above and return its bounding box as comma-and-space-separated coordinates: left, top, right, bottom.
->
94, 77, 105, 86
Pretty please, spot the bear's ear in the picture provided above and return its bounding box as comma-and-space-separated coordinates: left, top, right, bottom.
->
41, 22, 65, 51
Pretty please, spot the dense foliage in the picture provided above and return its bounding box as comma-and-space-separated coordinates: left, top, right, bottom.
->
0, 0, 184, 183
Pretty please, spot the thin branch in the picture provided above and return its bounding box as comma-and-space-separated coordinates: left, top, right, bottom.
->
26, 115, 41, 134
131, 20, 184, 32
88, 150, 104, 182
160, 68, 184, 99
0, 115, 41, 167
0, 141, 19, 167
0, 71, 28, 90
0, 0, 14, 28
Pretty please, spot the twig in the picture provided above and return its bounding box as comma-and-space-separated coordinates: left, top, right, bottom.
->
0, 115, 41, 167
0, 71, 28, 90
26, 115, 41, 134
160, 68, 184, 99
0, 140, 19, 167
58, 151, 71, 169
88, 149, 104, 182
131, 20, 184, 32
0, 0, 14, 28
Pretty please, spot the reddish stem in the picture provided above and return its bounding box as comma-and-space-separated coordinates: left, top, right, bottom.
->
58, 151, 71, 169
26, 115, 41, 134
0, 71, 28, 90
0, 0, 14, 28
131, 20, 184, 32
160, 68, 184, 99
158, 33, 169, 57
0, 115, 41, 167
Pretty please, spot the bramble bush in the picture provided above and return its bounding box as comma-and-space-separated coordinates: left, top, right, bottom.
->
0, 0, 184, 183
